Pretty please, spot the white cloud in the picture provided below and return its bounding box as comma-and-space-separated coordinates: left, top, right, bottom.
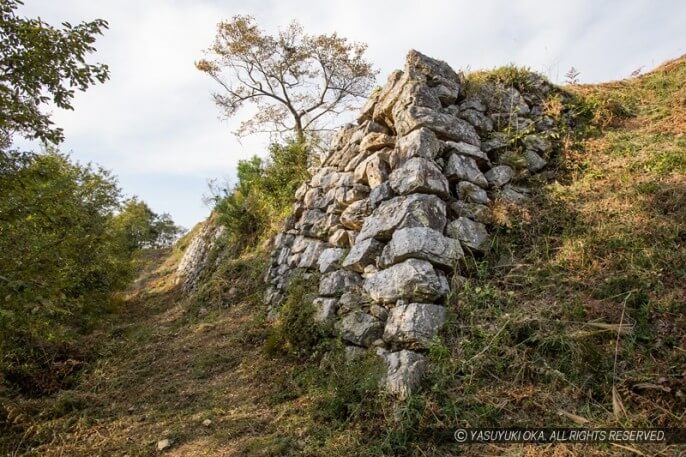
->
17, 0, 686, 227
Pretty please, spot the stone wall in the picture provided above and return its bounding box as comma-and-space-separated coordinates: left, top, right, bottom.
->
176, 218, 226, 293
264, 50, 566, 398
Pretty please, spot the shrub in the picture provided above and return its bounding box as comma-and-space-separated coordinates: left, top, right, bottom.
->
0, 150, 164, 394
213, 140, 309, 250
264, 271, 326, 357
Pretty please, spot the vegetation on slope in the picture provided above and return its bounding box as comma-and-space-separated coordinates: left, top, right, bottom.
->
1, 57, 684, 456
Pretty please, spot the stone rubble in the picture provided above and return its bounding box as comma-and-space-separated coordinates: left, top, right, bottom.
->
264, 50, 564, 399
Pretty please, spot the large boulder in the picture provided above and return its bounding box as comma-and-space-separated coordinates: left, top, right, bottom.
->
394, 106, 481, 146
342, 238, 384, 273
340, 199, 372, 230
383, 303, 447, 348
390, 127, 441, 169
382, 350, 426, 399
444, 153, 488, 187
319, 270, 362, 297
363, 258, 449, 304
446, 217, 489, 251
357, 194, 446, 241
388, 157, 449, 197
378, 227, 463, 271
338, 311, 384, 347
318, 248, 347, 274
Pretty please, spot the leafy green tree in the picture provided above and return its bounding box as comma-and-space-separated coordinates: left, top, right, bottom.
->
0, 0, 109, 147
112, 198, 184, 250
213, 141, 309, 249
0, 151, 135, 392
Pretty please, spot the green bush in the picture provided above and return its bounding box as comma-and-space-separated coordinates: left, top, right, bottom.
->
213, 140, 309, 250
264, 272, 326, 357
112, 197, 184, 250
0, 150, 163, 394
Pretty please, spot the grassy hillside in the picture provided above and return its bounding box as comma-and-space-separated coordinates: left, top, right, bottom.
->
1, 57, 684, 456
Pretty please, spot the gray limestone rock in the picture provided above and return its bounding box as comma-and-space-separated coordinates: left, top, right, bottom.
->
381, 350, 426, 399
313, 297, 338, 322
449, 201, 493, 224
390, 127, 441, 169
318, 248, 347, 274
459, 108, 494, 133
297, 240, 326, 269
328, 229, 350, 248
484, 165, 515, 188
369, 182, 395, 208
319, 270, 362, 297
338, 311, 384, 347
446, 217, 489, 251
359, 132, 395, 152
456, 181, 490, 205
363, 258, 449, 304
524, 149, 547, 172
383, 303, 447, 348
388, 157, 450, 197
340, 199, 372, 231
499, 184, 529, 204
523, 134, 551, 153
342, 238, 385, 273
443, 140, 490, 163
444, 153, 489, 187
395, 106, 481, 146
378, 227, 463, 271
357, 194, 447, 242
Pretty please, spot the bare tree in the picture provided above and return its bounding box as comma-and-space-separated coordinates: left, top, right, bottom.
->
196, 16, 377, 143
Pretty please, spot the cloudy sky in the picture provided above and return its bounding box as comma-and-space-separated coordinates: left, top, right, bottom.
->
18, 0, 686, 228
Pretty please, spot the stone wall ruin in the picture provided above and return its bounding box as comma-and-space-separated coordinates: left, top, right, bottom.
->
264, 50, 567, 398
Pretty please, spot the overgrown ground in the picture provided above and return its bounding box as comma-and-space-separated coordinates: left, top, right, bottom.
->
1, 57, 685, 456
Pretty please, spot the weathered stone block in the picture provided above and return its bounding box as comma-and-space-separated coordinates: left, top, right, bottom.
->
357, 194, 446, 241
363, 258, 449, 304
388, 157, 449, 197
342, 238, 384, 273
378, 227, 463, 271
446, 217, 489, 251
383, 303, 447, 348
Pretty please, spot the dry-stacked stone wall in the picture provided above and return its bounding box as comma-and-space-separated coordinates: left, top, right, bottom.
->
176, 220, 226, 293
265, 50, 564, 398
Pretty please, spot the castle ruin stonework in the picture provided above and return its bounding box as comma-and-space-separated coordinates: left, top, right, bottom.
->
264, 50, 566, 398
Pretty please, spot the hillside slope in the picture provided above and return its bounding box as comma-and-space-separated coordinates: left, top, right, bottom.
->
1, 56, 684, 456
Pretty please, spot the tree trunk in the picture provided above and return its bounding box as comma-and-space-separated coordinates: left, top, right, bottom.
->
294, 117, 305, 144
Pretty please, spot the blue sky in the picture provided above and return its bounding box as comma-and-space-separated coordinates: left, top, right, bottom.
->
18, 0, 686, 228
